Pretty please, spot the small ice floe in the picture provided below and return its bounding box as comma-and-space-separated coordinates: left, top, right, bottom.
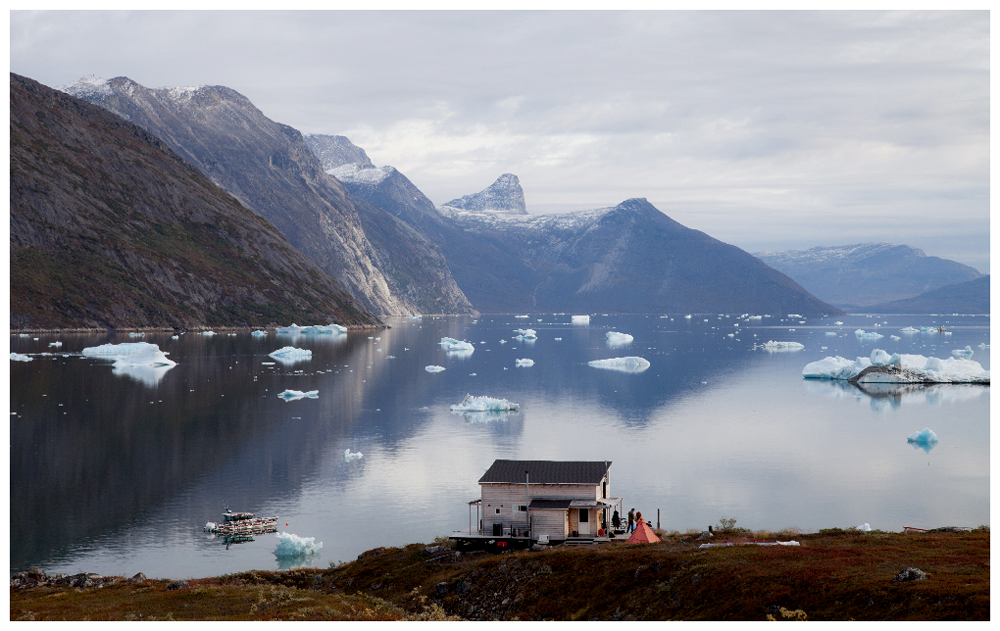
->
10, 353, 33, 362
171, 335, 179, 340
606, 331, 633, 347
48, 341, 62, 347
277, 324, 305, 335
834, 321, 844, 325
825, 332, 838, 336
499, 339, 507, 344
978, 343, 990, 349
515, 358, 534, 367
425, 365, 446, 373
344, 449, 364, 462
684, 314, 692, 319
572, 315, 590, 325
588, 357, 650, 373
450, 394, 520, 412
268, 347, 312, 363
802, 349, 989, 384
900, 326, 919, 334
513, 328, 537, 339
277, 390, 319, 401
857, 523, 872, 532
907, 428, 939, 453
855, 329, 884, 340
201, 331, 216, 336
273, 532, 323, 558
129, 332, 145, 338
890, 335, 901, 341
554, 337, 562, 341
252, 330, 267, 336
951, 346, 974, 357
515, 314, 529, 319
440, 337, 475, 352
760, 341, 804, 351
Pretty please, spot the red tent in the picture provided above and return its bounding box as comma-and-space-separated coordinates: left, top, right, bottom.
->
626, 519, 661, 544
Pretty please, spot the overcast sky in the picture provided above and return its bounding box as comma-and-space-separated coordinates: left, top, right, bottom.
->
10, 10, 991, 271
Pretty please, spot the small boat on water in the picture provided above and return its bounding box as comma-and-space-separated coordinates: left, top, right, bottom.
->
205, 507, 278, 535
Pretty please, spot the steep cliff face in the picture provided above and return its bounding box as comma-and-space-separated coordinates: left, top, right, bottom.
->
61, 76, 475, 316
754, 244, 984, 308
442, 173, 527, 215
304, 133, 374, 170
10, 73, 379, 329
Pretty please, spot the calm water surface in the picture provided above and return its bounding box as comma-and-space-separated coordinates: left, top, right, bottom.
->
9, 314, 990, 578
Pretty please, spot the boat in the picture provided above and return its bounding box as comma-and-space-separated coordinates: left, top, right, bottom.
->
205, 507, 278, 535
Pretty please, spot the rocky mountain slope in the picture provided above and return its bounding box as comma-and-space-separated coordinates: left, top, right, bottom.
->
9, 73, 378, 330
329, 156, 840, 316
754, 244, 983, 309
304, 133, 374, 170
861, 275, 990, 314
61, 76, 474, 316
441, 173, 527, 215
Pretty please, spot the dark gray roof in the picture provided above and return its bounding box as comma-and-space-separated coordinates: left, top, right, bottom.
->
529, 499, 573, 510
479, 460, 611, 485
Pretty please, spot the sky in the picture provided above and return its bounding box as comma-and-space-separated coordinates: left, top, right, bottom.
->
8, 9, 991, 272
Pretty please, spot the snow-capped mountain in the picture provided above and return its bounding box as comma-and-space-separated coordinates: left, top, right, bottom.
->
755, 244, 984, 308
60, 75, 475, 317
304, 133, 374, 171
441, 173, 527, 215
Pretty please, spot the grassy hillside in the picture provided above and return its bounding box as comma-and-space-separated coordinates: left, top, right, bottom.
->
11, 529, 988, 621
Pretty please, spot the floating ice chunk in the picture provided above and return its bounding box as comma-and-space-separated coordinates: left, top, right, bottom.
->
450, 394, 520, 412
606, 331, 634, 347
855, 329, 884, 340
252, 330, 267, 336
900, 326, 919, 333
10, 353, 32, 362
278, 390, 318, 400
803, 349, 989, 383
276, 324, 305, 335
344, 449, 364, 461
907, 427, 938, 444
82, 342, 176, 367
890, 335, 901, 341
761, 341, 804, 351
425, 365, 446, 373
513, 328, 537, 339
951, 346, 974, 357
825, 332, 837, 336
201, 331, 215, 336
554, 337, 562, 341
978, 343, 989, 349
440, 337, 474, 352
572, 315, 590, 325
303, 324, 347, 335
273, 532, 323, 557
834, 321, 844, 325
171, 335, 179, 340
515, 358, 534, 367
857, 523, 872, 532
684, 314, 692, 319
48, 341, 62, 347
499, 339, 507, 344
129, 332, 144, 338
268, 346, 312, 364
588, 357, 650, 373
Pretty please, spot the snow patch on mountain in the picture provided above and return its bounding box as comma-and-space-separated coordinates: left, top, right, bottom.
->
330, 163, 394, 187
441, 173, 527, 215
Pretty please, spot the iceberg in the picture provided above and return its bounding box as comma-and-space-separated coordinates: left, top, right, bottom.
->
273, 532, 323, 558
48, 341, 63, 347
588, 357, 650, 373
450, 394, 520, 412
454, 410, 516, 423
10, 353, 33, 362
513, 328, 537, 339
951, 346, 974, 356
344, 449, 364, 461
201, 331, 216, 336
425, 365, 446, 373
515, 358, 534, 367
303, 323, 347, 335
855, 329, 884, 340
572, 315, 590, 325
276, 324, 305, 335
268, 346, 312, 364
440, 337, 474, 352
82, 342, 176, 367
890, 335, 901, 341
761, 341, 804, 351
606, 331, 634, 347
907, 427, 938, 445
900, 326, 919, 333
825, 332, 838, 336
857, 523, 872, 532
252, 330, 268, 336
278, 389, 319, 400
802, 349, 990, 384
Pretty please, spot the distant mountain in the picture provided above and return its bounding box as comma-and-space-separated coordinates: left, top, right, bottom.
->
331, 160, 841, 316
861, 276, 989, 314
304, 134, 373, 170
754, 244, 983, 308
442, 174, 527, 215
61, 76, 475, 316
9, 73, 378, 330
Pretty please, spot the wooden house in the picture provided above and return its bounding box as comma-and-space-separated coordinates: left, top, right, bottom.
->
463, 459, 621, 546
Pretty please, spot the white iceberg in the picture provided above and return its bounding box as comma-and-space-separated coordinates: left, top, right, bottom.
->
273, 532, 323, 557
252, 330, 268, 336
855, 329, 884, 340
606, 331, 634, 347
857, 523, 872, 532
588, 357, 650, 373
825, 332, 838, 336
450, 394, 520, 412
344, 449, 364, 461
10, 353, 33, 362
48, 341, 63, 347
515, 358, 534, 367
425, 365, 446, 373
513, 328, 537, 339
572, 315, 590, 325
278, 389, 319, 400
951, 346, 974, 356
276, 324, 305, 335
890, 335, 901, 341
201, 331, 216, 336
900, 326, 919, 333
440, 337, 474, 352
761, 341, 804, 351
303, 323, 347, 335
802, 349, 989, 384
268, 346, 312, 363
82, 342, 176, 367
907, 428, 938, 445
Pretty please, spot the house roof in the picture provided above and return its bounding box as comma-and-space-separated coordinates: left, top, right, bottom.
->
479, 460, 611, 485
529, 499, 573, 510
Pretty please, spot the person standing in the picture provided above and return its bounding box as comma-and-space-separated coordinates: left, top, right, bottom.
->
627, 508, 635, 533
612, 509, 621, 532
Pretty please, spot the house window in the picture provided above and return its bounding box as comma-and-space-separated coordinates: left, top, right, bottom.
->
517, 505, 527, 512
579, 509, 589, 522
495, 508, 501, 515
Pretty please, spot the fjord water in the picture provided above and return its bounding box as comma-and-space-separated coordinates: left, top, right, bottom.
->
10, 315, 989, 578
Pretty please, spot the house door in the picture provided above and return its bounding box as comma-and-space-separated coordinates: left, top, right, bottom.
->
578, 509, 590, 535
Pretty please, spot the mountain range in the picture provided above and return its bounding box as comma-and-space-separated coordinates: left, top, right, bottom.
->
10, 73, 378, 330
